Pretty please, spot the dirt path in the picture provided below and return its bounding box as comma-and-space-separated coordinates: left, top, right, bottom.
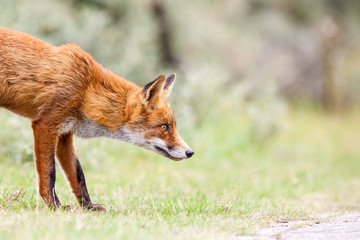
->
235, 212, 360, 240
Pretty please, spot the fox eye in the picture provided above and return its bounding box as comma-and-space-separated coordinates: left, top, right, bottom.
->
160, 124, 169, 132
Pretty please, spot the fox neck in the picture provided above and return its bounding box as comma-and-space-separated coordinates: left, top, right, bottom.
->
82, 64, 140, 131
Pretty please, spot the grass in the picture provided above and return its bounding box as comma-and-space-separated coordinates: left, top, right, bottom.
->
0, 104, 359, 239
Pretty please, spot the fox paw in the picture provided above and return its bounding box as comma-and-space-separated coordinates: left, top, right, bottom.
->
61, 205, 72, 211
86, 203, 108, 212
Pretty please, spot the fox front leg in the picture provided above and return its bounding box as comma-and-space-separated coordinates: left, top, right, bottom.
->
56, 133, 107, 211
32, 120, 61, 209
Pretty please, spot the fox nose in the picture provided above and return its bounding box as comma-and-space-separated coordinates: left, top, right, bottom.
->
185, 149, 194, 158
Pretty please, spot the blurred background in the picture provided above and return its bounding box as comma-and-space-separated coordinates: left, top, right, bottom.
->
0, 0, 360, 179
2, 0, 360, 118
1, 2, 360, 236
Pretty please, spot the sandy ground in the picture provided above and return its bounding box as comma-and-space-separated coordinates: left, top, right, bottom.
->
235, 212, 360, 240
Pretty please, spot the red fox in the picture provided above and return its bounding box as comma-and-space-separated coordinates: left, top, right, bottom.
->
0, 27, 194, 211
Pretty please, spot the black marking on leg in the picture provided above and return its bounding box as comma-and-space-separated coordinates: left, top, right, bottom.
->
49, 163, 60, 208
76, 159, 91, 207
49, 165, 56, 189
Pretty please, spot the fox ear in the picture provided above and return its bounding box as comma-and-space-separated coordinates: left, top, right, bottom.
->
163, 73, 176, 97
142, 75, 166, 104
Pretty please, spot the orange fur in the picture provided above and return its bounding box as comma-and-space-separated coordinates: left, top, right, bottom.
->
0, 28, 193, 211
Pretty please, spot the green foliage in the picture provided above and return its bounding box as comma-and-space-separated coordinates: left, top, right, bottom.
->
0, 113, 33, 164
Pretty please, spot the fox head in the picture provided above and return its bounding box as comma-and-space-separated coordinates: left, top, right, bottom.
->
122, 73, 194, 160
78, 72, 194, 160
